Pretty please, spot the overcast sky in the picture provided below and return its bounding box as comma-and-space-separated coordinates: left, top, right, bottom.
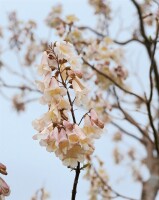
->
0, 0, 151, 200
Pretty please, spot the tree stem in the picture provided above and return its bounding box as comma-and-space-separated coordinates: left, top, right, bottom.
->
71, 162, 81, 200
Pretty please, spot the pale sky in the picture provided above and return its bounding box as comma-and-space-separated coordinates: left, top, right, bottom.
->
0, 0, 154, 200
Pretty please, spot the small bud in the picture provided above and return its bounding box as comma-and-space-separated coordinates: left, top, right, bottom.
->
55, 71, 59, 77
50, 66, 56, 71
75, 71, 83, 79
68, 79, 72, 84
61, 111, 68, 121
0, 163, 7, 175
48, 54, 55, 60
65, 66, 71, 71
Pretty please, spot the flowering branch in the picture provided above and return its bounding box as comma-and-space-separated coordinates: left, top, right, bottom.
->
53, 47, 81, 200
32, 41, 104, 200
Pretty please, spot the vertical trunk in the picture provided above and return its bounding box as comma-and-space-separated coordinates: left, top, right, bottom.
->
141, 175, 159, 200
141, 142, 159, 200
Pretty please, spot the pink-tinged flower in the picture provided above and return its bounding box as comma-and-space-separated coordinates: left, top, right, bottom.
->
44, 77, 67, 101
63, 120, 73, 129
63, 121, 88, 143
75, 88, 89, 106
33, 41, 105, 168
43, 73, 52, 88
32, 118, 46, 132
37, 51, 51, 76
63, 121, 79, 144
74, 71, 83, 79
72, 77, 85, 92
35, 80, 45, 92
43, 102, 69, 123
57, 99, 71, 110
90, 109, 104, 129
68, 55, 82, 69
0, 177, 10, 196
58, 129, 69, 152
55, 41, 75, 59
32, 125, 51, 140
68, 70, 83, 79
43, 127, 59, 152
62, 144, 85, 168
0, 164, 10, 199
83, 115, 102, 139
67, 130, 79, 144
73, 124, 87, 143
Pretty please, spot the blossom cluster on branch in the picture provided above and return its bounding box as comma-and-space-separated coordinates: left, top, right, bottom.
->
32, 41, 104, 168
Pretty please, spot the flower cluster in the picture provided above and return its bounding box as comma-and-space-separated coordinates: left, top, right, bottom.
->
83, 37, 128, 90
0, 163, 10, 200
33, 41, 104, 168
45, 4, 62, 28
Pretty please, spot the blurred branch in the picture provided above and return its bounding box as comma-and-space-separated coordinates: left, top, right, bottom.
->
131, 0, 159, 96
111, 121, 145, 144
144, 20, 159, 156
78, 25, 144, 45
131, 0, 149, 42
78, 26, 105, 37
0, 78, 40, 93
114, 38, 144, 45
82, 58, 145, 101
4, 63, 35, 85
113, 87, 153, 144
93, 165, 139, 200
71, 162, 81, 200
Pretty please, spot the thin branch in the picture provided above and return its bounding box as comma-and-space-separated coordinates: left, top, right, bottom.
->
82, 58, 145, 102
131, 0, 159, 96
78, 25, 144, 45
93, 166, 139, 200
131, 0, 149, 43
78, 26, 105, 37
145, 20, 159, 156
114, 38, 144, 45
111, 121, 145, 144
113, 87, 152, 144
78, 111, 90, 126
0, 78, 40, 93
71, 162, 81, 200
148, 20, 159, 103
145, 94, 159, 156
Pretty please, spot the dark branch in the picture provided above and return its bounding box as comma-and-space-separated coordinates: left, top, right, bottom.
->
71, 162, 81, 200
